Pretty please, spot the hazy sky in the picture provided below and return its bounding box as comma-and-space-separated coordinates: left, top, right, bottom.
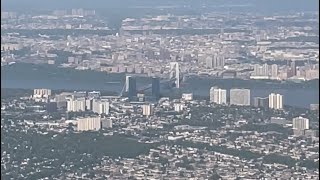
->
1, 0, 319, 12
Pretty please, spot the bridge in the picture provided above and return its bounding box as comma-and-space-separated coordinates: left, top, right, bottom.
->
118, 78, 177, 97
117, 62, 182, 97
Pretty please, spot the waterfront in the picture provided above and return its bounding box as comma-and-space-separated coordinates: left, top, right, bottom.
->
1, 63, 318, 108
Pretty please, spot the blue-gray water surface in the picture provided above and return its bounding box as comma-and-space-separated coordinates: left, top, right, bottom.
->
1, 63, 318, 108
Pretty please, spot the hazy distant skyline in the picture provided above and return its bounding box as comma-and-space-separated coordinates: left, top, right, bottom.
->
2, 0, 319, 13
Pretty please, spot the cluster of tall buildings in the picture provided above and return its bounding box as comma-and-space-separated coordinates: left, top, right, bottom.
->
269, 116, 317, 137
253, 93, 283, 110
253, 63, 279, 79
33, 88, 52, 100
77, 116, 113, 131
67, 97, 86, 112
77, 117, 101, 131
268, 93, 283, 110
210, 87, 250, 106
76, 116, 113, 131
65, 91, 110, 115
91, 99, 110, 115
252, 61, 319, 80
205, 54, 225, 69
210, 88, 227, 105
209, 87, 284, 109
252, 62, 297, 79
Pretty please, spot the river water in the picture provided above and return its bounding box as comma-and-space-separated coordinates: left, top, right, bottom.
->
1, 63, 318, 108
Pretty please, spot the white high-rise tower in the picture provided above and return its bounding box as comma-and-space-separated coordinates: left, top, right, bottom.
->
209, 87, 227, 105
292, 117, 309, 130
268, 93, 283, 110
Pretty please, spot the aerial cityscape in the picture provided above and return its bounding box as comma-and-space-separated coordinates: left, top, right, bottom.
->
1, 0, 319, 179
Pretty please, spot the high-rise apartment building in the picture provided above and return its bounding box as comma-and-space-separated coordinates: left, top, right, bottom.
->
213, 54, 225, 69
292, 117, 309, 130
55, 92, 73, 109
253, 64, 261, 76
77, 117, 101, 131
230, 89, 250, 106
142, 104, 152, 116
209, 87, 227, 105
271, 64, 278, 79
67, 97, 86, 112
262, 63, 269, 76
152, 77, 160, 100
253, 63, 269, 76
92, 99, 110, 115
33, 89, 52, 98
209, 87, 216, 103
268, 93, 283, 110
86, 98, 93, 111
290, 61, 297, 76
206, 54, 225, 69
